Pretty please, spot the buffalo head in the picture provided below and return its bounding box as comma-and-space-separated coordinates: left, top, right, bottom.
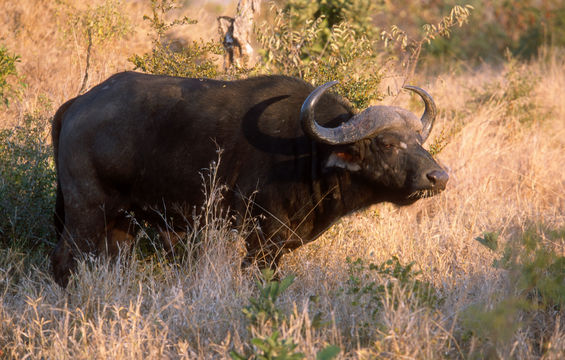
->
301, 81, 448, 205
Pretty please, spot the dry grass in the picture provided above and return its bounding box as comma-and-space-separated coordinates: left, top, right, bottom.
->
1, 0, 564, 359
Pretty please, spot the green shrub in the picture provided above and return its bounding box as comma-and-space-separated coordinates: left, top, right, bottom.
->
129, 1, 476, 113
379, 3, 473, 81
60, 0, 132, 93
343, 256, 441, 319
129, 0, 221, 78
416, 0, 565, 63
0, 44, 23, 106
232, 269, 340, 360
129, 0, 384, 109
467, 224, 565, 355
495, 225, 565, 308
283, 0, 382, 53
0, 112, 56, 248
468, 53, 543, 125
63, 0, 131, 48
256, 3, 384, 109
475, 231, 499, 251
242, 269, 295, 329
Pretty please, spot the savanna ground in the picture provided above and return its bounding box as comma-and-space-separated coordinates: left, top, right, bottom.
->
0, 0, 564, 359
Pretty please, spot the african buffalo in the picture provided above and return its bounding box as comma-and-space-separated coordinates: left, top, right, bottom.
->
51, 72, 448, 286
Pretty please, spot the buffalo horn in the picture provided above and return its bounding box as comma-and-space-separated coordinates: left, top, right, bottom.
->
300, 82, 438, 145
403, 85, 437, 143
301, 81, 344, 144
300, 81, 374, 145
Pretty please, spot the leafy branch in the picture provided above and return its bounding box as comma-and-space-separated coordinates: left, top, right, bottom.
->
380, 4, 474, 83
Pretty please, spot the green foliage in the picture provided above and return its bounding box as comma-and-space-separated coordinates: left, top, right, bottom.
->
462, 298, 526, 347
315, 345, 340, 360
284, 0, 382, 52
380, 4, 473, 79
233, 338, 339, 360
381, 4, 473, 49
128, 1, 475, 111
344, 256, 441, 319
232, 269, 339, 360
493, 1, 565, 59
242, 269, 296, 328
237, 331, 304, 360
475, 231, 499, 251
467, 224, 565, 353
418, 0, 565, 63
63, 0, 131, 47
469, 53, 542, 125
426, 128, 449, 156
499, 55, 540, 125
500, 226, 565, 308
60, 0, 132, 93
0, 111, 56, 248
141, 0, 195, 40
257, 3, 384, 109
0, 45, 22, 107
129, 0, 221, 78
130, 40, 221, 79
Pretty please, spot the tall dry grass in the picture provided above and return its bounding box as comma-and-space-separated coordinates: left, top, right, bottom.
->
1, 0, 564, 359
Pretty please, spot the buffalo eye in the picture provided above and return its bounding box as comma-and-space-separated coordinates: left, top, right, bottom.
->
380, 140, 397, 151
376, 134, 408, 152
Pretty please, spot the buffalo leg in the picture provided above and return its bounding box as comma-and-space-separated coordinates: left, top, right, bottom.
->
51, 197, 134, 287
53, 179, 65, 243
98, 214, 136, 258
158, 226, 187, 256
51, 207, 104, 287
242, 229, 286, 271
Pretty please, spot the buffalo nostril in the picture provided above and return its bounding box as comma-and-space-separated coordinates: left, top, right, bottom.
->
426, 170, 449, 190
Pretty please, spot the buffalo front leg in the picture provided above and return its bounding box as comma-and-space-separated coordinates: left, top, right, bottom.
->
242, 228, 288, 272
97, 214, 136, 258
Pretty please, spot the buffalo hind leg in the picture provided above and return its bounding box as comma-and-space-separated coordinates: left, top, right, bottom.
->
53, 180, 65, 242
51, 208, 102, 287
51, 235, 79, 287
52, 209, 133, 287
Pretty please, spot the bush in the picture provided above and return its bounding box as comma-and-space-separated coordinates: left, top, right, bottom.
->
129, 0, 385, 109
129, 0, 221, 79
231, 269, 340, 360
283, 0, 382, 52
408, 0, 565, 63
468, 53, 543, 125
129, 0, 476, 111
256, 2, 472, 108
256, 5, 385, 109
0, 112, 56, 248
467, 224, 565, 356
343, 256, 441, 319
60, 0, 132, 93
0, 44, 22, 106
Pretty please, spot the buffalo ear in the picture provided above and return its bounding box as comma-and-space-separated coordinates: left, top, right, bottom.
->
324, 151, 362, 172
